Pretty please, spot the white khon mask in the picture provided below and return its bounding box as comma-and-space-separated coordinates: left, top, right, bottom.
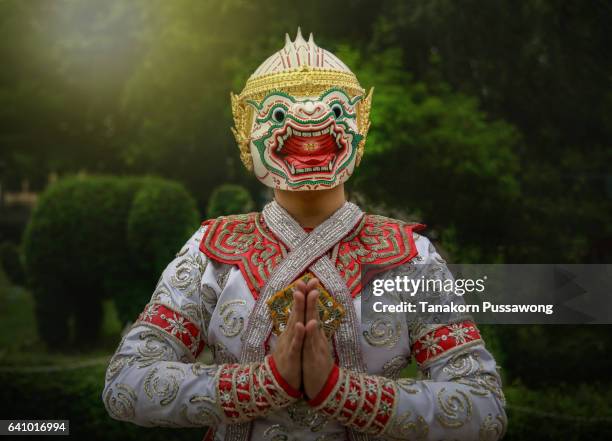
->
230, 28, 373, 191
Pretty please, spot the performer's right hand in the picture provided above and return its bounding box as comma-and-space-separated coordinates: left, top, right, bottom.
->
272, 288, 306, 390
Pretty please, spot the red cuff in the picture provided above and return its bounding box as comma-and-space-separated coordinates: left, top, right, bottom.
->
307, 364, 340, 407
267, 355, 302, 399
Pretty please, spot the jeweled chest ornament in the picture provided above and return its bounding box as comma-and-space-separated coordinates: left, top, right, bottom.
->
231, 28, 373, 191
267, 272, 345, 338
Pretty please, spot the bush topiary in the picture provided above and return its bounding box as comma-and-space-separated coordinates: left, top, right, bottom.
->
23, 175, 199, 349
0, 365, 205, 440
0, 241, 25, 285
206, 184, 254, 218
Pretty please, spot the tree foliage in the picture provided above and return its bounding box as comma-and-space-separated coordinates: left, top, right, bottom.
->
207, 184, 255, 219
2, 0, 608, 263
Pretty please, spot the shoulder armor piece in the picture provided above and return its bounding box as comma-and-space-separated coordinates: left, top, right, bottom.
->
199, 213, 285, 299
199, 212, 424, 298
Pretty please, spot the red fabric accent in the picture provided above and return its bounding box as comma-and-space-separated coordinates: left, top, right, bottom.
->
268, 355, 302, 399
217, 359, 297, 422
314, 369, 396, 434
411, 320, 482, 365
336, 217, 426, 297
308, 364, 340, 407
199, 213, 284, 300
137, 303, 204, 358
217, 364, 243, 419
199, 213, 424, 299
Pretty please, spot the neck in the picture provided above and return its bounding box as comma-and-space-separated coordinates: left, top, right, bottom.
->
273, 185, 346, 229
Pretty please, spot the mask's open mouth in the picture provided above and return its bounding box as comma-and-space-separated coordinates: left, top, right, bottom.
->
270, 124, 348, 176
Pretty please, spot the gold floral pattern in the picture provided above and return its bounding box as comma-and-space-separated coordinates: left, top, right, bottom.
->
144, 365, 186, 406
435, 388, 473, 428
104, 383, 137, 421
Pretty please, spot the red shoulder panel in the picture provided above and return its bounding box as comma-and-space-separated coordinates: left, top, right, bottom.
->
335, 215, 425, 297
199, 212, 424, 299
199, 213, 285, 299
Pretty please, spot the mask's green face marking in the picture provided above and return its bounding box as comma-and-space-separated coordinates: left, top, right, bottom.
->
248, 88, 363, 191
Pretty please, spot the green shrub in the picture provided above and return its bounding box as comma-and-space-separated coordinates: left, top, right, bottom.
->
0, 241, 25, 285
22, 175, 200, 349
504, 383, 612, 441
495, 324, 612, 387
0, 365, 205, 441
206, 184, 254, 218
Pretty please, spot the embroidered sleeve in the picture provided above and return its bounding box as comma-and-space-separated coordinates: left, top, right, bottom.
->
308, 236, 507, 440
218, 355, 302, 423
102, 226, 299, 428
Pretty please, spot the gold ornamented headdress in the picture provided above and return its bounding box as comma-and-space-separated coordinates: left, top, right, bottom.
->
231, 28, 372, 170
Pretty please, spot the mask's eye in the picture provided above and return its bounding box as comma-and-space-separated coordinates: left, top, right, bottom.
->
272, 108, 286, 123
331, 103, 343, 119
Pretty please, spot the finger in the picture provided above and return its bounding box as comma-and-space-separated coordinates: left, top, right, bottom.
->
303, 319, 316, 352
291, 322, 305, 354
295, 279, 307, 295
305, 277, 319, 293
306, 289, 319, 324
285, 291, 304, 339
292, 289, 305, 325
306, 317, 327, 348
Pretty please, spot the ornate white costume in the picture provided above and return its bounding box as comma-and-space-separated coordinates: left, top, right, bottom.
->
103, 30, 507, 441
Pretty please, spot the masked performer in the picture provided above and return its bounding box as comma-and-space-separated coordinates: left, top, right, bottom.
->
103, 29, 507, 441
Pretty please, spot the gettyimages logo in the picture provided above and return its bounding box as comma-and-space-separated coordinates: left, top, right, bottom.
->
372, 275, 487, 296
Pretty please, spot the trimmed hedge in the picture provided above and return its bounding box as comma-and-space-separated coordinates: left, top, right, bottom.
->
206, 184, 254, 218
0, 365, 204, 441
0, 241, 25, 285
22, 175, 199, 349
493, 324, 612, 387
504, 383, 612, 441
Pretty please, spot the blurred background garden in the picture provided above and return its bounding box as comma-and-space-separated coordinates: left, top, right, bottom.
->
0, 0, 611, 439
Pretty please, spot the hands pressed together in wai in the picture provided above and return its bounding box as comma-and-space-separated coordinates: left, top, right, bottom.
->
272, 277, 335, 400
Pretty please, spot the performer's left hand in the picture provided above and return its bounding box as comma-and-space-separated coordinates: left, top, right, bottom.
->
301, 280, 335, 399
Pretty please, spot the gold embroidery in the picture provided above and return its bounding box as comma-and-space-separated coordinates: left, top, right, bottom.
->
479, 413, 507, 441
217, 356, 299, 424
215, 263, 232, 291
202, 213, 284, 295
363, 315, 401, 348
190, 362, 220, 377
263, 424, 290, 441
457, 372, 505, 402
239, 67, 364, 102
355, 87, 373, 166
267, 273, 345, 338
435, 387, 473, 428
211, 342, 238, 364
443, 351, 483, 379
143, 365, 185, 406
384, 411, 428, 440
170, 252, 206, 297
150, 279, 171, 303
381, 356, 410, 380
104, 383, 137, 421
136, 329, 180, 367
286, 401, 329, 431
179, 395, 222, 426
219, 299, 247, 337
396, 377, 420, 394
